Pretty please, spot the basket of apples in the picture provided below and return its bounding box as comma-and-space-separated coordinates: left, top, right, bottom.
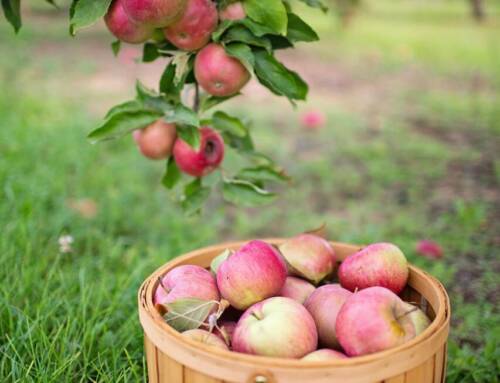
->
138, 235, 450, 383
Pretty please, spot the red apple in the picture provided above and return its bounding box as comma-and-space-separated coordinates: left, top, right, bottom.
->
105, 0, 154, 44
182, 329, 229, 350
303, 284, 352, 349
133, 120, 177, 160
279, 276, 315, 304
338, 243, 409, 294
416, 240, 444, 259
194, 43, 250, 97
154, 265, 220, 308
219, 1, 246, 21
301, 110, 326, 130
232, 297, 318, 358
336, 287, 429, 356
279, 234, 336, 284
122, 0, 187, 28
173, 126, 224, 177
213, 320, 237, 346
216, 240, 287, 310
301, 349, 348, 361
164, 0, 218, 51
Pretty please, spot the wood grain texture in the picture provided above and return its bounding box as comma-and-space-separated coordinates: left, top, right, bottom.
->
144, 336, 159, 383
139, 240, 451, 383
157, 350, 183, 383
433, 344, 446, 383
384, 374, 405, 383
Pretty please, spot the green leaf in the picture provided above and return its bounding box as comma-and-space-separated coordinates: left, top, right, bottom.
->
286, 13, 319, 43
164, 298, 216, 332
210, 249, 232, 274
159, 61, 178, 96
2, 0, 21, 32
181, 179, 211, 215
223, 179, 276, 207
253, 49, 308, 101
176, 125, 201, 150
244, 0, 288, 35
224, 42, 254, 74
200, 94, 239, 113
104, 100, 142, 119
162, 157, 181, 190
70, 0, 112, 35
297, 0, 328, 12
164, 104, 200, 127
222, 25, 272, 52
238, 166, 290, 183
111, 40, 121, 56
142, 43, 161, 63
212, 111, 247, 138
172, 53, 193, 87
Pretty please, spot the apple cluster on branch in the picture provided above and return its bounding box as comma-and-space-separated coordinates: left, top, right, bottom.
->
2, 0, 326, 213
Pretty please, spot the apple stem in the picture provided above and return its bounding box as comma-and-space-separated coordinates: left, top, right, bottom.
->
395, 306, 419, 321
157, 277, 169, 294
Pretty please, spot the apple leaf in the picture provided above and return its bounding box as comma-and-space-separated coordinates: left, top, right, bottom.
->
104, 100, 142, 120
210, 249, 232, 274
111, 40, 121, 57
181, 179, 211, 215
176, 124, 201, 150
2, 0, 22, 32
244, 0, 288, 36
286, 13, 319, 43
237, 166, 290, 183
222, 25, 272, 53
142, 43, 161, 63
200, 94, 240, 113
297, 0, 328, 12
164, 103, 200, 128
212, 111, 248, 138
164, 298, 217, 332
253, 49, 308, 101
162, 157, 182, 190
70, 0, 112, 35
223, 178, 276, 207
224, 42, 255, 74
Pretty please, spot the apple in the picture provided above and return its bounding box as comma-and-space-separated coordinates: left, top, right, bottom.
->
133, 120, 177, 160
164, 0, 218, 51
173, 126, 225, 177
336, 287, 429, 356
301, 110, 326, 131
301, 349, 348, 361
194, 43, 250, 97
338, 243, 409, 294
279, 234, 336, 284
154, 265, 220, 309
303, 284, 352, 349
416, 239, 443, 259
122, 0, 187, 28
219, 1, 246, 21
279, 276, 315, 304
216, 240, 287, 310
407, 305, 431, 335
232, 297, 318, 358
213, 320, 237, 346
105, 0, 154, 44
182, 329, 229, 350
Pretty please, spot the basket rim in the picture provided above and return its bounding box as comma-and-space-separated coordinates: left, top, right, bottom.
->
138, 239, 451, 369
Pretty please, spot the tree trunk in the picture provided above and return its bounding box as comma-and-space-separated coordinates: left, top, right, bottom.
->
469, 0, 485, 22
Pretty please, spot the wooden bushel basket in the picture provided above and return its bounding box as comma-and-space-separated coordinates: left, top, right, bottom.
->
138, 240, 451, 383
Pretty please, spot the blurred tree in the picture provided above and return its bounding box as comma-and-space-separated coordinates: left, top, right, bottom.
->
331, 0, 362, 27
468, 0, 485, 21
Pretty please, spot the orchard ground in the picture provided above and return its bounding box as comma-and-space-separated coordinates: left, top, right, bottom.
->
0, 0, 499, 382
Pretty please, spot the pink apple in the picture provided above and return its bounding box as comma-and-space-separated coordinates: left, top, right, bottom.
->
194, 43, 250, 97
213, 320, 237, 346
301, 349, 348, 361
154, 265, 220, 309
164, 0, 218, 51
133, 120, 177, 160
122, 0, 187, 28
336, 287, 429, 356
219, 1, 246, 20
338, 243, 409, 294
216, 240, 287, 310
279, 276, 315, 304
173, 126, 225, 177
279, 234, 336, 284
182, 329, 229, 350
300, 110, 326, 130
232, 297, 318, 358
303, 284, 352, 349
416, 240, 444, 259
105, 0, 154, 44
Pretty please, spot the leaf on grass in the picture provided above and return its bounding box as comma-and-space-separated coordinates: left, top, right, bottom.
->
164, 298, 217, 332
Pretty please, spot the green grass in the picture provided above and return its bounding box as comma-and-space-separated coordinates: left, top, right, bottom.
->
1, 1, 499, 382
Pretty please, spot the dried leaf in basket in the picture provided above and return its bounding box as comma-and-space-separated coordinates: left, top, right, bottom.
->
164, 298, 217, 332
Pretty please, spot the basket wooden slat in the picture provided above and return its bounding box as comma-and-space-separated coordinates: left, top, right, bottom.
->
139, 240, 451, 383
